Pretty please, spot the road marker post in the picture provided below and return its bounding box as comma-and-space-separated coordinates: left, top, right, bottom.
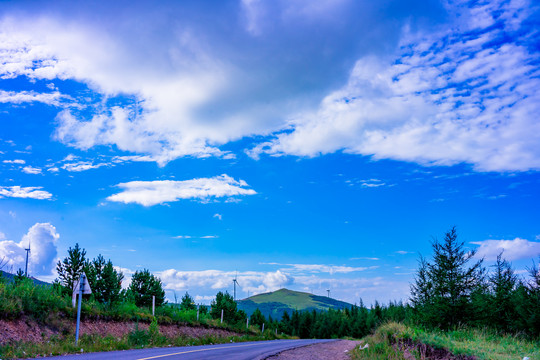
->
221, 309, 224, 323
246, 317, 249, 329
197, 305, 199, 321
152, 296, 155, 316
74, 272, 92, 345
262, 323, 265, 333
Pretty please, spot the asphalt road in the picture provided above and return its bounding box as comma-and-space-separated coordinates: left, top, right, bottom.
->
43, 339, 336, 360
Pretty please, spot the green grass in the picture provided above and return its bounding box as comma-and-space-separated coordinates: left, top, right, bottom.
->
350, 322, 540, 360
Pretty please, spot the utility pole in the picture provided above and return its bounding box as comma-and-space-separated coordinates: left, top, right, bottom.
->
24, 241, 30, 277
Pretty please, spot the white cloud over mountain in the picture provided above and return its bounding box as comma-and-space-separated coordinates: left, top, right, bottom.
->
107, 174, 256, 206
0, 223, 59, 275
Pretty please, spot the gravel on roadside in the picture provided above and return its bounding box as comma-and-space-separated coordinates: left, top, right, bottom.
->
264, 340, 361, 360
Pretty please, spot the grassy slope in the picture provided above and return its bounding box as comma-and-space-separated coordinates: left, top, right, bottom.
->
237, 288, 352, 319
350, 322, 540, 360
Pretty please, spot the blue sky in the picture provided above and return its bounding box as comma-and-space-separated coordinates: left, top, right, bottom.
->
0, 0, 539, 306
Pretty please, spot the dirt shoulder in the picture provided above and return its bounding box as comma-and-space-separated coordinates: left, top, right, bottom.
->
264, 340, 361, 360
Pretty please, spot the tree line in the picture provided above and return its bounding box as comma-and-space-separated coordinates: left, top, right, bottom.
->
54, 243, 165, 308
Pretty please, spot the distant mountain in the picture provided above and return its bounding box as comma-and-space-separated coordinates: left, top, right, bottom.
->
237, 288, 353, 320
0, 270, 51, 286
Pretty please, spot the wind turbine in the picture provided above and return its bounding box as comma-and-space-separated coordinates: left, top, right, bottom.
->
24, 239, 31, 277
233, 271, 239, 301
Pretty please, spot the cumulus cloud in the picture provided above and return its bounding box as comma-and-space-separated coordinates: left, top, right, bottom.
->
107, 174, 256, 206
472, 238, 540, 261
0, 223, 59, 275
0, 186, 52, 200
250, 0, 540, 172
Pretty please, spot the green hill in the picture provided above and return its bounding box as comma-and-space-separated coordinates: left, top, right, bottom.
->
0, 270, 51, 286
237, 288, 353, 320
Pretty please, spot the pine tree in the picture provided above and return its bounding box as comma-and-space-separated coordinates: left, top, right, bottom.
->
488, 253, 518, 331
250, 308, 266, 327
180, 292, 196, 311
128, 269, 165, 308
210, 291, 245, 324
410, 227, 485, 329
56, 243, 87, 293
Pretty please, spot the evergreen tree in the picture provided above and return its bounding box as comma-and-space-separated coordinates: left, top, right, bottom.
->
56, 243, 87, 293
410, 227, 484, 329
180, 292, 196, 311
86, 255, 124, 305
210, 291, 245, 324
524, 259, 540, 336
101, 260, 124, 304
250, 308, 266, 327
14, 268, 26, 285
488, 253, 518, 331
128, 269, 165, 308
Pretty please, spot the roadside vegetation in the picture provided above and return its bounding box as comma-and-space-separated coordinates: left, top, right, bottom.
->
350, 322, 540, 360
2, 227, 540, 359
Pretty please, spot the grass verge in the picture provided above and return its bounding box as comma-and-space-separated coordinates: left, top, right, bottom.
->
350, 322, 540, 360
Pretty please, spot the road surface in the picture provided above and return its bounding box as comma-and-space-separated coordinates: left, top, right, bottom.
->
42, 339, 337, 360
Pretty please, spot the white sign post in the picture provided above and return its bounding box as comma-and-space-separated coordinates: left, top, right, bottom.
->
74, 272, 92, 345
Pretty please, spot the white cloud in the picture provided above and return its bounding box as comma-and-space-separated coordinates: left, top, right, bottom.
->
0, 223, 59, 275
250, 1, 540, 172
107, 174, 256, 206
22, 166, 42, 174
3, 159, 25, 164
0, 90, 68, 106
359, 179, 386, 188
472, 238, 540, 261
0, 186, 52, 200
263, 262, 377, 274
62, 161, 107, 172
213, 213, 223, 220
199, 235, 218, 239
395, 251, 411, 255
